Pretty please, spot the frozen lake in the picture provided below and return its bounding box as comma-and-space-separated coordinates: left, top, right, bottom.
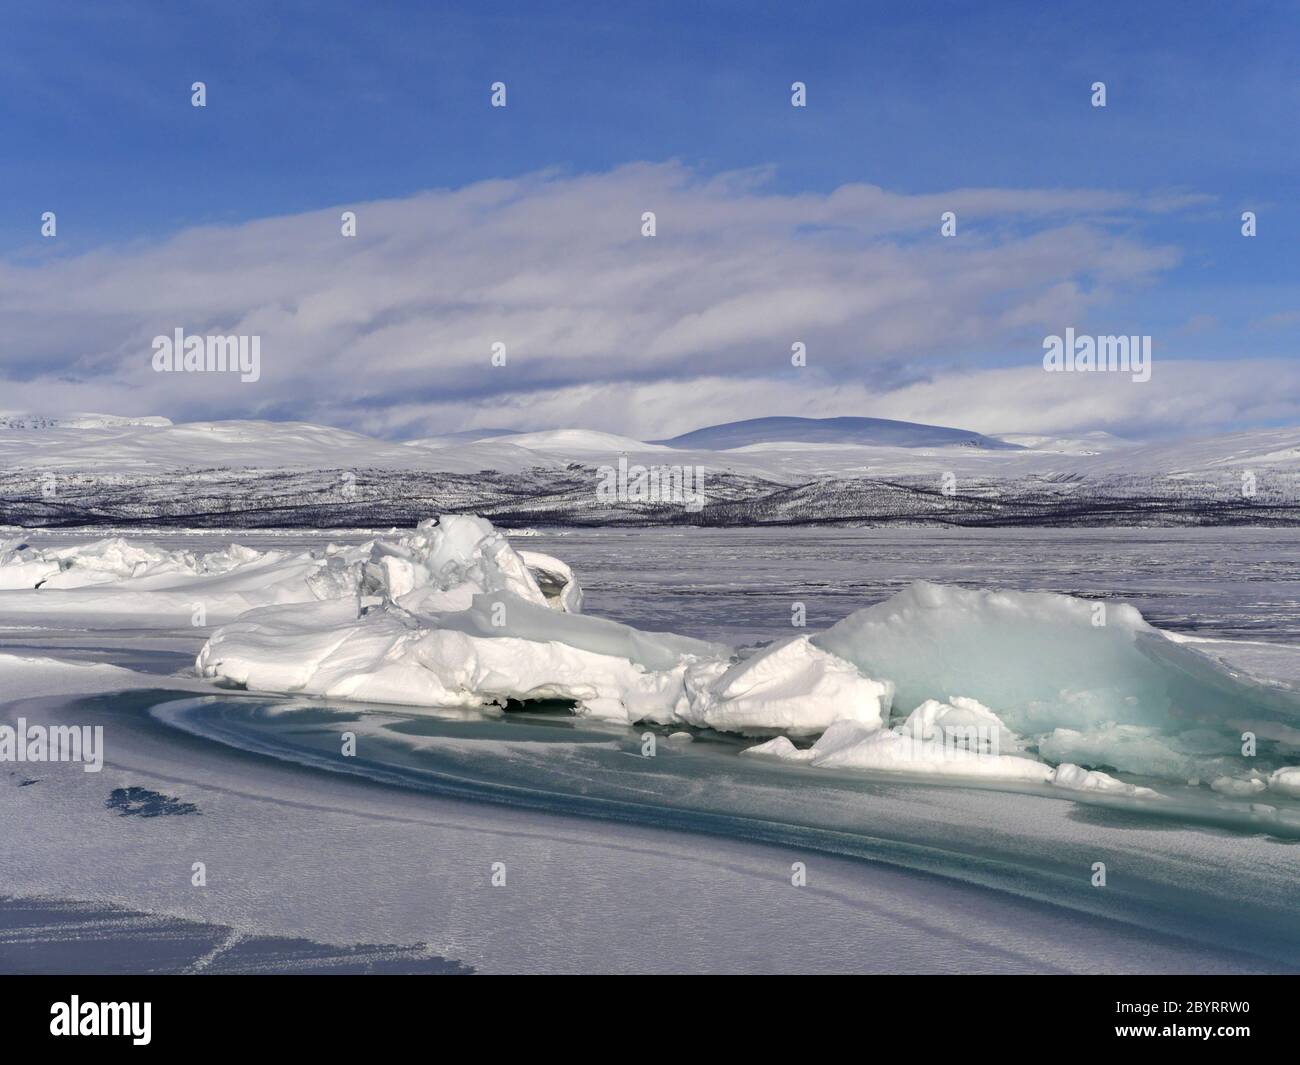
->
2, 524, 1299, 973
520, 526, 1300, 645
11, 524, 1300, 647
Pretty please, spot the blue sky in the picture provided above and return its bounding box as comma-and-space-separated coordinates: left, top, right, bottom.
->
2, 0, 1298, 438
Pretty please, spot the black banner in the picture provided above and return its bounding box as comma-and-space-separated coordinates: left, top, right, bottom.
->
0, 974, 1290, 1052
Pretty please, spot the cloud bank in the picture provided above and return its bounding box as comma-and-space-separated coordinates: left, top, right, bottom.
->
1, 161, 1288, 439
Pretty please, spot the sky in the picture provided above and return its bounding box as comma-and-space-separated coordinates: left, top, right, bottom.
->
1, 0, 1297, 441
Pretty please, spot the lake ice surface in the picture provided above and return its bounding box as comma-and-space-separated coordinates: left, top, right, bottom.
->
2, 525, 1299, 972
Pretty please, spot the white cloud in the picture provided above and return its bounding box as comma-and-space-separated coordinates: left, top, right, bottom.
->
357, 360, 1300, 441
1, 160, 1276, 439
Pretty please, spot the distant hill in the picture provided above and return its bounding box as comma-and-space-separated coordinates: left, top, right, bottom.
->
2, 414, 1299, 528
652, 416, 1022, 450
0, 412, 173, 430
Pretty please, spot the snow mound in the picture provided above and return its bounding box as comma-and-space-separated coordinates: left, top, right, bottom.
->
200, 586, 885, 732
680, 635, 892, 735
744, 719, 1159, 797
1269, 767, 1300, 798
193, 515, 723, 721
0, 536, 270, 590
195, 518, 880, 733
809, 719, 1054, 782
0, 517, 583, 631
356, 515, 552, 610
901, 696, 1020, 752
199, 592, 729, 721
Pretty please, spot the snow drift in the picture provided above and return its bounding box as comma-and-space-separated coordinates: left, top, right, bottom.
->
0, 537, 278, 591
742, 718, 1158, 799
0, 519, 583, 625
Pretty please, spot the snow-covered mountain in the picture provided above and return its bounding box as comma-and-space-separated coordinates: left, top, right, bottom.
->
0, 417, 560, 475
0, 412, 173, 431
653, 415, 1019, 450
491, 429, 675, 453
1, 413, 1298, 528
990, 431, 1126, 456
